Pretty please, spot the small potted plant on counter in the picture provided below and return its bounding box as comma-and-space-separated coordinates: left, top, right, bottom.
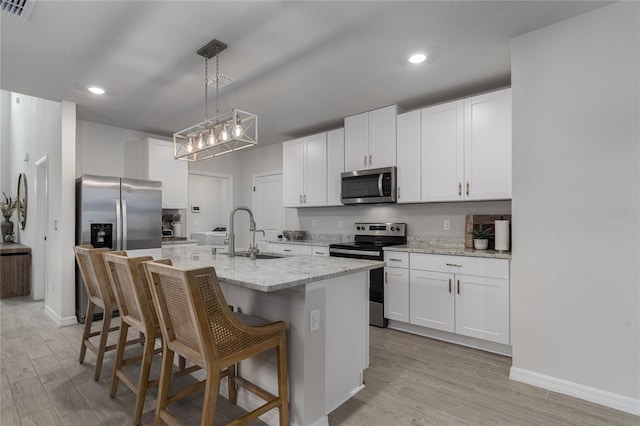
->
469, 224, 494, 250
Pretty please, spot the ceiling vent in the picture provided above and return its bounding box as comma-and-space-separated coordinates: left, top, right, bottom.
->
206, 74, 234, 88
1, 0, 35, 19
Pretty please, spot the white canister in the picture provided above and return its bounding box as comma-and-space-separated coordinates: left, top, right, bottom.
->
494, 220, 510, 251
171, 222, 182, 238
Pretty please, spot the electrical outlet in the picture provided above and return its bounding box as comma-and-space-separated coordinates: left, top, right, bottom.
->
310, 309, 320, 333
338, 220, 344, 229
444, 220, 451, 231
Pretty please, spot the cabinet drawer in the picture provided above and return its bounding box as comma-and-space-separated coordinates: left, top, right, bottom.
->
268, 243, 312, 256
384, 251, 409, 268
410, 253, 508, 279
311, 246, 329, 256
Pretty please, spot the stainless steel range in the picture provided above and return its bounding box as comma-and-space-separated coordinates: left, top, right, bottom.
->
329, 223, 407, 328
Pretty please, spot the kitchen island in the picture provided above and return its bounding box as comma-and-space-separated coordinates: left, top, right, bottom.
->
128, 245, 383, 426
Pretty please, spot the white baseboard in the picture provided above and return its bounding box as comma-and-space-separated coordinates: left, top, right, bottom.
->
325, 384, 365, 414
510, 367, 640, 416
44, 305, 77, 327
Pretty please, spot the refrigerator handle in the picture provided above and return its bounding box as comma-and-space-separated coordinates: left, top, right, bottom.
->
115, 199, 122, 250
122, 199, 128, 251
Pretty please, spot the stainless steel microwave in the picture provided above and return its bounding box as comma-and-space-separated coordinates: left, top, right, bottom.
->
341, 167, 397, 204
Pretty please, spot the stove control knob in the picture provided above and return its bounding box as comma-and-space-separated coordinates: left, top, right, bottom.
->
356, 226, 361, 231
390, 226, 396, 231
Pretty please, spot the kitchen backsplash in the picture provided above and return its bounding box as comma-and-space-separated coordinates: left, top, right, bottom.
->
293, 200, 511, 238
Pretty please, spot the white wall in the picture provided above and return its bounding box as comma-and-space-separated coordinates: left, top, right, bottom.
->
76, 120, 171, 178
1, 91, 79, 324
511, 1, 639, 410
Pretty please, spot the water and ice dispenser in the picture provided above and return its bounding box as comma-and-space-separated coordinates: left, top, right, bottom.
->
90, 223, 113, 249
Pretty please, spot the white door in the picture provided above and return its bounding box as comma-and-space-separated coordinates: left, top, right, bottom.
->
409, 270, 455, 332
252, 172, 285, 244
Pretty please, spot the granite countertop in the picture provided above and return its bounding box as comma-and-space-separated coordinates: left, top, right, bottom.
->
384, 243, 511, 259
127, 245, 383, 292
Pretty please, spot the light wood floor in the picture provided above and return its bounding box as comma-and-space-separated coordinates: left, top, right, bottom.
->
1, 297, 638, 425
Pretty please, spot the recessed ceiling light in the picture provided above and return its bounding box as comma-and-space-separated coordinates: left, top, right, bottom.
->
408, 52, 428, 64
88, 86, 106, 95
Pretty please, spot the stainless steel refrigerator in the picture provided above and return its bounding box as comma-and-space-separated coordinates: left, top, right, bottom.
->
75, 174, 162, 322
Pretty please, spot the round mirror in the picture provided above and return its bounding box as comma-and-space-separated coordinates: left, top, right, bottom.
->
17, 173, 27, 230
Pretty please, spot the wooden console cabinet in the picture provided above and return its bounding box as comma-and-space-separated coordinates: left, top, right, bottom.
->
0, 243, 31, 298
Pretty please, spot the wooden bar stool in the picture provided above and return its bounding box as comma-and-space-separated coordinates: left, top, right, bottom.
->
103, 253, 198, 425
144, 262, 289, 426
73, 245, 142, 380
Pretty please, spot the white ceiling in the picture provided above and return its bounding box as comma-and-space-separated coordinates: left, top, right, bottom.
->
1, 1, 609, 146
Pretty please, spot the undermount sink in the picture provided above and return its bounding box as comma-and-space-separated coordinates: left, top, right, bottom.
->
233, 252, 285, 260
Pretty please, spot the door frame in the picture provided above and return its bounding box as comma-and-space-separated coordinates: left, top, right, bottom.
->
187, 170, 233, 236
34, 155, 49, 301
251, 170, 285, 244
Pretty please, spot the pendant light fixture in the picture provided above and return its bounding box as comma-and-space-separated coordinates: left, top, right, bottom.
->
173, 39, 257, 161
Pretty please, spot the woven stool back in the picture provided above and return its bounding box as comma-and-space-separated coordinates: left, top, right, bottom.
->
104, 253, 158, 330
74, 245, 117, 305
144, 262, 204, 365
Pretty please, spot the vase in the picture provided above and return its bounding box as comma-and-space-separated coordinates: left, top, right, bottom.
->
474, 238, 488, 250
1, 215, 14, 242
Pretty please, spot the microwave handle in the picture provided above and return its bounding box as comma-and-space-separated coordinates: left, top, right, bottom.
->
378, 173, 384, 196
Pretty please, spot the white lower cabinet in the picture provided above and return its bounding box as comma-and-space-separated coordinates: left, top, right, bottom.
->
408, 253, 510, 345
311, 246, 329, 256
409, 270, 455, 332
383, 251, 409, 322
268, 243, 312, 256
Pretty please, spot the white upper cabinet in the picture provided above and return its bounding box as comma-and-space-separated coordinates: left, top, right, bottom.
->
283, 133, 327, 207
140, 138, 188, 209
464, 88, 512, 200
344, 105, 397, 171
421, 88, 512, 202
326, 128, 345, 206
396, 110, 422, 203
421, 100, 464, 202
283, 138, 305, 207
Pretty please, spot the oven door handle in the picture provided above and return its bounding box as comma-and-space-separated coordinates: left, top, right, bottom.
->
330, 248, 381, 257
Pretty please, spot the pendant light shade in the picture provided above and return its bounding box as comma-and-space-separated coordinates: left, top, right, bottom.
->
174, 39, 257, 161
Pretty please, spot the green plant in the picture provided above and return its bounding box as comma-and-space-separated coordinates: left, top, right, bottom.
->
469, 224, 494, 239
0, 193, 17, 217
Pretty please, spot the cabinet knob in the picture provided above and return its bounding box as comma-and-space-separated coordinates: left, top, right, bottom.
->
457, 279, 460, 294
449, 278, 452, 293
458, 183, 462, 197
369, 154, 372, 166
466, 182, 470, 196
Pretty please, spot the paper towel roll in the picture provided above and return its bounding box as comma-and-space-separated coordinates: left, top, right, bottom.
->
494, 220, 510, 252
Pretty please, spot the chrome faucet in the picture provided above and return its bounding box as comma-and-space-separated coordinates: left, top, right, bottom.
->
228, 206, 258, 258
